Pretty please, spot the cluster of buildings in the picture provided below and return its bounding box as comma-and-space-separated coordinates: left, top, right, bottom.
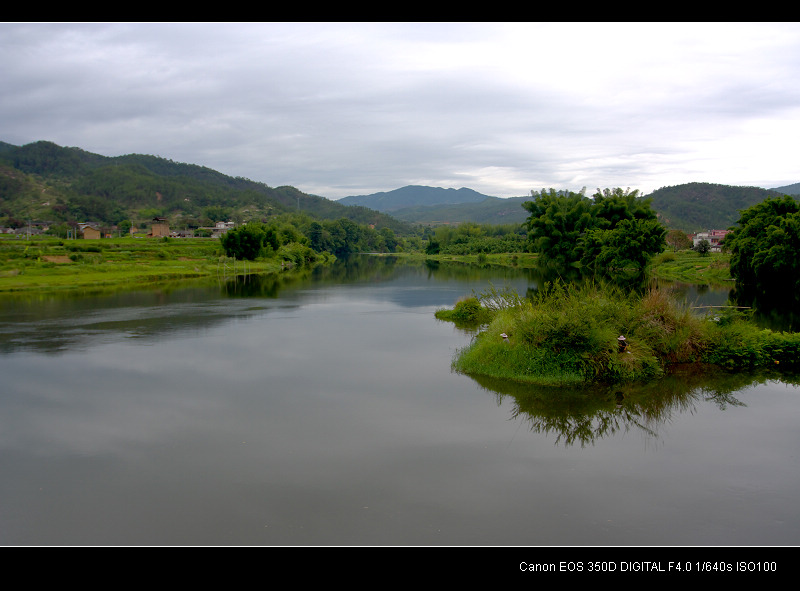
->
0, 219, 236, 239
691, 229, 730, 252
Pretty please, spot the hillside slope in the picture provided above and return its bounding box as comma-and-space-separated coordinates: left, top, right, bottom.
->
646, 182, 787, 232
772, 182, 800, 196
0, 140, 411, 234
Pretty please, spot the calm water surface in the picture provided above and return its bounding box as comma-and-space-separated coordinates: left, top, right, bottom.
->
0, 256, 798, 546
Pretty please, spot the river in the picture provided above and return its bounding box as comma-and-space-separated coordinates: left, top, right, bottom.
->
0, 255, 798, 546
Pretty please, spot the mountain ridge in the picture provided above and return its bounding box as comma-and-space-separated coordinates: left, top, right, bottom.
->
2, 140, 797, 234
0, 140, 412, 234
339, 182, 799, 231
337, 185, 499, 211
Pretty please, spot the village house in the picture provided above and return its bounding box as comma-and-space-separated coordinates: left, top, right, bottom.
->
209, 221, 235, 238
82, 225, 101, 239
76, 222, 102, 239
692, 229, 729, 252
149, 217, 170, 238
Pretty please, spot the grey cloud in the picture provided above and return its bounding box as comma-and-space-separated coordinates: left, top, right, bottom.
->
2, 22, 799, 199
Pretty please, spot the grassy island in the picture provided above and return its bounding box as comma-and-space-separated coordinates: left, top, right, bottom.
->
437, 281, 800, 387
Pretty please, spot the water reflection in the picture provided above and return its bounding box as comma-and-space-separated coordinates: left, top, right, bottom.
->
0, 256, 541, 355
2, 255, 799, 545
470, 365, 797, 448
0, 276, 304, 355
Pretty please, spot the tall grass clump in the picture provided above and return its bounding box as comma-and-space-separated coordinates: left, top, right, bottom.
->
700, 308, 800, 370
633, 287, 708, 364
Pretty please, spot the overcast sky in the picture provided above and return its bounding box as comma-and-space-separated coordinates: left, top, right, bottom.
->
2, 22, 799, 199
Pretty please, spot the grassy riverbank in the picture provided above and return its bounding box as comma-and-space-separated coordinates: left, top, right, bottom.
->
391, 251, 541, 268
439, 281, 799, 387
0, 236, 291, 293
1, 235, 730, 295
394, 248, 732, 283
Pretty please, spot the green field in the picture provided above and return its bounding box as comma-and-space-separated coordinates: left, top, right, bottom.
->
649, 249, 733, 285
0, 236, 286, 293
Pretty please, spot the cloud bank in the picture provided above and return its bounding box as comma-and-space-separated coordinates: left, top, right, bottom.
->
2, 22, 798, 198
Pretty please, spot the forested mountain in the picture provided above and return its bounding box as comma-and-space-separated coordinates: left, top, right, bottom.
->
772, 182, 800, 196
337, 185, 531, 226
390, 196, 531, 225
373, 183, 797, 231
0, 140, 412, 234
3, 141, 796, 236
645, 182, 788, 232
337, 185, 495, 211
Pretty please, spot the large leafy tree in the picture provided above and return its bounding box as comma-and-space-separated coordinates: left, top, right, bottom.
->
523, 187, 665, 272
219, 222, 279, 260
523, 189, 594, 267
666, 229, 692, 251
582, 218, 666, 272
726, 196, 800, 296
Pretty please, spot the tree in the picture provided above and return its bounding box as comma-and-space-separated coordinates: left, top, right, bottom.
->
694, 238, 711, 256
523, 187, 665, 272
666, 229, 692, 251
583, 218, 666, 272
219, 222, 276, 260
726, 196, 800, 296
379, 227, 398, 252
523, 189, 594, 267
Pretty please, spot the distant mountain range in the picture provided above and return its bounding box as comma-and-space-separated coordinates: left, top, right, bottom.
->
337, 186, 530, 225
339, 182, 800, 232
2, 140, 797, 234
338, 186, 496, 210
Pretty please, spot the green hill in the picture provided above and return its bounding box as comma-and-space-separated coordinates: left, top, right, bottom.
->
337, 185, 531, 226
772, 182, 800, 196
390, 196, 530, 225
3, 141, 795, 236
645, 182, 788, 233
362, 183, 796, 231
0, 140, 412, 234
337, 185, 492, 211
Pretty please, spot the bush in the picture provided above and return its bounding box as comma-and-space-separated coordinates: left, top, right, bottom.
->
219, 223, 276, 260
277, 242, 317, 267
435, 296, 493, 324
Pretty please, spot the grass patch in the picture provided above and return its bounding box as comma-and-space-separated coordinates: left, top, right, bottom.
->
650, 249, 732, 285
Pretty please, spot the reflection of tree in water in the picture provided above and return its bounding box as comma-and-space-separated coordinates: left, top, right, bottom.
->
471, 365, 794, 447
220, 268, 313, 298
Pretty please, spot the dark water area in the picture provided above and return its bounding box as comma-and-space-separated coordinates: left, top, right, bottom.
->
0, 256, 798, 547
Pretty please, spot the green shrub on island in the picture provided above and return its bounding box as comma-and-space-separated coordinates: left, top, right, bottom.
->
435, 296, 493, 324
440, 281, 800, 387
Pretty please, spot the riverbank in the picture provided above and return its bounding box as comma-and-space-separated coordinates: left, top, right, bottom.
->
650, 249, 732, 286
0, 236, 303, 294
394, 249, 733, 284
0, 237, 729, 295
390, 251, 541, 269
438, 281, 799, 387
